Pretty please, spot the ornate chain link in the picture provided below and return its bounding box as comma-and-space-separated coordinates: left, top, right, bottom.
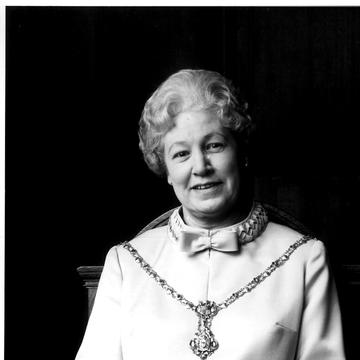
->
122, 234, 313, 313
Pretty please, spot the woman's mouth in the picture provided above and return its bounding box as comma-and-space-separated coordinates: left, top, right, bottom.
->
191, 182, 222, 190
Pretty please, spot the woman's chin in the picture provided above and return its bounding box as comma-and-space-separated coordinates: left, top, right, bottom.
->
188, 199, 234, 221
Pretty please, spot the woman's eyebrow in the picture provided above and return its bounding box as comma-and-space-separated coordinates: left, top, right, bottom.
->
168, 141, 188, 153
203, 132, 227, 141
168, 133, 227, 153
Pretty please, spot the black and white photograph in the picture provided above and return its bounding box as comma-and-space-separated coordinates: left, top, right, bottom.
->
5, 5, 360, 360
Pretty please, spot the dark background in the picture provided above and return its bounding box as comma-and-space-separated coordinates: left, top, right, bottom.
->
6, 7, 360, 359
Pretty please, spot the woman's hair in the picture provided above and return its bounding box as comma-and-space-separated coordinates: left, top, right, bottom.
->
139, 69, 253, 176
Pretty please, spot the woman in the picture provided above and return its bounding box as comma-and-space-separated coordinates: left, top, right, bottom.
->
75, 70, 345, 359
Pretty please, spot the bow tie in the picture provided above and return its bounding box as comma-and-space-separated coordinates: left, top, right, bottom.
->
178, 229, 240, 254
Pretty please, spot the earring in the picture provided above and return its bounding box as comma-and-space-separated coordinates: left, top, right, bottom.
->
244, 157, 249, 168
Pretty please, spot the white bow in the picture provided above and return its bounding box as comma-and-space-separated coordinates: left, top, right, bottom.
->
178, 229, 239, 254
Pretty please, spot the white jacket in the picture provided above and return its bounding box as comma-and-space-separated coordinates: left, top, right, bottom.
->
76, 221, 345, 360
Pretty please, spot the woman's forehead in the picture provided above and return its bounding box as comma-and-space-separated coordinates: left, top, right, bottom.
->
173, 110, 221, 129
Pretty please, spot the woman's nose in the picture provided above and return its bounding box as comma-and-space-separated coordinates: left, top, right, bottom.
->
192, 151, 212, 176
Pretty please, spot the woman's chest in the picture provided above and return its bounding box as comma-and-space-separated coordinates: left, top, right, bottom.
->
120, 248, 305, 360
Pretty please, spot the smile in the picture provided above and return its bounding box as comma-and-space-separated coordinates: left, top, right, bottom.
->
191, 182, 222, 190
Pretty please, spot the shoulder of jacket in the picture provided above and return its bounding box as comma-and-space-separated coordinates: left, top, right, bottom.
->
131, 225, 168, 243
258, 221, 320, 260
115, 225, 168, 256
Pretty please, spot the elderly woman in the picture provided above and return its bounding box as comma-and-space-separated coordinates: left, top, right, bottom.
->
75, 70, 345, 360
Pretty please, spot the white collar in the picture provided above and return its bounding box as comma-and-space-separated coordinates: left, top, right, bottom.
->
168, 202, 268, 246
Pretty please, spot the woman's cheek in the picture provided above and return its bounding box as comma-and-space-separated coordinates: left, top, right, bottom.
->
173, 163, 190, 186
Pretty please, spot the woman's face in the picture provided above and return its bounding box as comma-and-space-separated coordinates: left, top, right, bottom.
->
163, 110, 241, 227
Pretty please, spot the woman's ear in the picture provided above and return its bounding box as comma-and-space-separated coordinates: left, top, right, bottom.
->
167, 176, 173, 186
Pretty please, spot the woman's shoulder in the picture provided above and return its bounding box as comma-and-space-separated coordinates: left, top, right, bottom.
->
131, 225, 168, 246
264, 221, 308, 241
257, 221, 321, 262
111, 225, 169, 261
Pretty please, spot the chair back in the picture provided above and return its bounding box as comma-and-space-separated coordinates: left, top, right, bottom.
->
137, 202, 315, 237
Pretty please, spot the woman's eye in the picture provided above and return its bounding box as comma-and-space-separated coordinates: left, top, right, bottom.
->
173, 151, 189, 159
206, 142, 225, 152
